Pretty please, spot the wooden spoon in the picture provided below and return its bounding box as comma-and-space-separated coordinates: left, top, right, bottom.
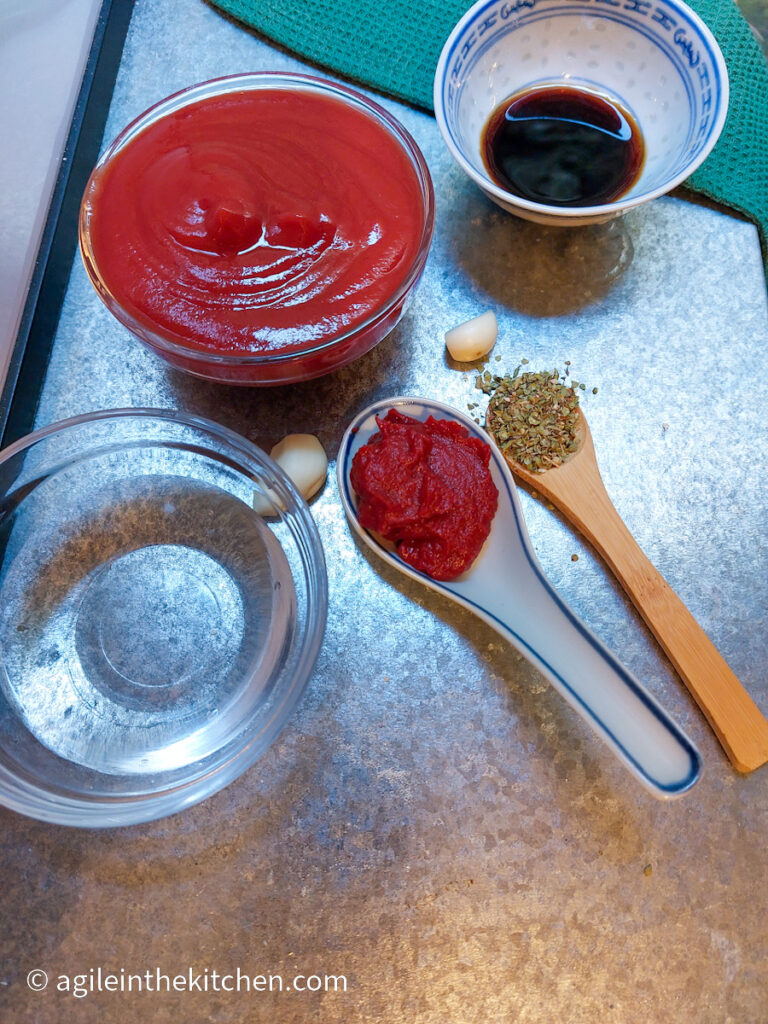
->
488, 406, 768, 773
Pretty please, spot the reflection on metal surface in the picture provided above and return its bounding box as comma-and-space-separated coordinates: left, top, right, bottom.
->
450, 216, 635, 318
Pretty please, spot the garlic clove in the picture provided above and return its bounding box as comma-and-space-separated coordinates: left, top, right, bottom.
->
252, 485, 283, 517
253, 433, 328, 516
270, 433, 328, 500
445, 310, 498, 362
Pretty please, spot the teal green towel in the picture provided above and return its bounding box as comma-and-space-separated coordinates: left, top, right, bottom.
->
208, 0, 768, 267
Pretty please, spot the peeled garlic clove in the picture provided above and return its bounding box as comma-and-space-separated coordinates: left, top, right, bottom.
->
252, 485, 282, 517
273, 433, 328, 499
253, 434, 328, 515
445, 310, 498, 362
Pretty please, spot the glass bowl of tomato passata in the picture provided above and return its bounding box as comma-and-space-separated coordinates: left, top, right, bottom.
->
79, 73, 435, 386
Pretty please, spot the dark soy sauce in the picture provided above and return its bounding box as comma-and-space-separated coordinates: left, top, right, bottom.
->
482, 85, 644, 207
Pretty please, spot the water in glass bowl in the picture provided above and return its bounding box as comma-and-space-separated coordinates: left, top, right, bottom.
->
0, 473, 294, 776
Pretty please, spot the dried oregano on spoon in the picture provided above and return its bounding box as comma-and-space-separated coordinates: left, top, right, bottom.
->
483, 367, 587, 473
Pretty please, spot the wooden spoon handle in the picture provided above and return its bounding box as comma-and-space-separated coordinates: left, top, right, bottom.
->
558, 477, 768, 773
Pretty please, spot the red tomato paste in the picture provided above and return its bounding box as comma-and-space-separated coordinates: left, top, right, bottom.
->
84, 87, 426, 354
350, 410, 499, 581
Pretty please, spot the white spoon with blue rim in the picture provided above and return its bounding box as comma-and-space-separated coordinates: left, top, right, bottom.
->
337, 396, 701, 798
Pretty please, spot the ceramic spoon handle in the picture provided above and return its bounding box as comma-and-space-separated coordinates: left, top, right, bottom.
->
477, 559, 701, 797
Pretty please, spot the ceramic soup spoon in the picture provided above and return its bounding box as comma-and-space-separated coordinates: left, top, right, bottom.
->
489, 402, 768, 774
338, 396, 701, 799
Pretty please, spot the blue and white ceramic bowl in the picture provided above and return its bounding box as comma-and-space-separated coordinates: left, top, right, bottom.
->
434, 0, 729, 225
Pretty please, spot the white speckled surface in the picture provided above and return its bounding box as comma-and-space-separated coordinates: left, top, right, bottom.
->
1, 0, 767, 1021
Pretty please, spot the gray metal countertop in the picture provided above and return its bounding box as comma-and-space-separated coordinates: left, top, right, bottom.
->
1, 1, 767, 1021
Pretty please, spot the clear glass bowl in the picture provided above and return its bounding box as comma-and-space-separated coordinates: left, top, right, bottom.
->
79, 72, 435, 385
0, 409, 327, 826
